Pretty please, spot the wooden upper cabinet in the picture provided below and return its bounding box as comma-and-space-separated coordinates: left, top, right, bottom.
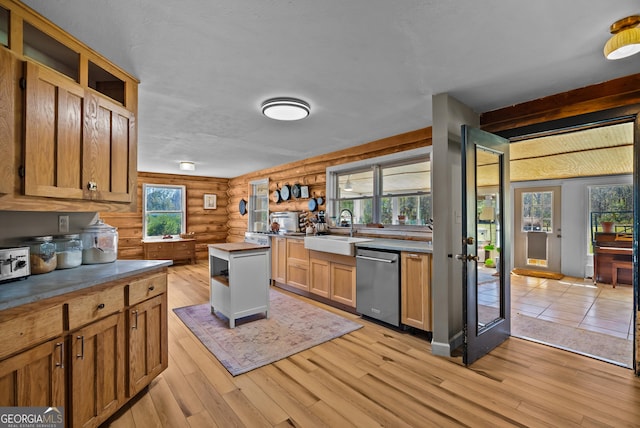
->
24, 61, 84, 199
23, 61, 136, 203
83, 91, 136, 203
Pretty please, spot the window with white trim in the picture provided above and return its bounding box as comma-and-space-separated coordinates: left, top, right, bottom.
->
327, 148, 431, 227
143, 184, 186, 238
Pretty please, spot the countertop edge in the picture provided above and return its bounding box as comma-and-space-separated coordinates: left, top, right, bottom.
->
0, 260, 173, 312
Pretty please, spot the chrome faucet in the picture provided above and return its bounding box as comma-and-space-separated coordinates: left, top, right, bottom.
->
339, 208, 354, 237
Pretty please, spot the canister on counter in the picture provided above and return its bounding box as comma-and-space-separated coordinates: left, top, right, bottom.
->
80, 219, 118, 264
24, 236, 57, 274
53, 234, 83, 269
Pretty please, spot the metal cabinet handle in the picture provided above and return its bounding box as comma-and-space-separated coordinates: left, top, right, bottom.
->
76, 335, 84, 359
407, 253, 420, 258
132, 310, 139, 330
55, 342, 64, 368
148, 285, 155, 291
87, 181, 97, 191
355, 255, 395, 263
97, 303, 105, 310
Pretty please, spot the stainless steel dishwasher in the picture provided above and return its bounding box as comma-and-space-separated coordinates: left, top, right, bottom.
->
355, 248, 400, 327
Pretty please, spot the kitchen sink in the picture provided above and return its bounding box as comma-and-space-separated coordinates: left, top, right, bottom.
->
304, 235, 373, 256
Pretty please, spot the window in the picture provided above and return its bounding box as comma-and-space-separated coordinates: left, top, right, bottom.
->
328, 148, 431, 226
521, 191, 552, 232
143, 184, 186, 238
588, 183, 633, 249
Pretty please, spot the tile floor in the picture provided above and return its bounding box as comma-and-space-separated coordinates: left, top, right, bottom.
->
477, 268, 635, 341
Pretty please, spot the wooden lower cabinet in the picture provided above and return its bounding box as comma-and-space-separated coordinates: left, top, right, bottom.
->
70, 312, 126, 428
0, 268, 168, 427
401, 252, 432, 331
309, 251, 357, 308
0, 338, 65, 407
286, 239, 309, 291
271, 237, 287, 284
128, 293, 168, 396
309, 258, 330, 298
330, 263, 356, 307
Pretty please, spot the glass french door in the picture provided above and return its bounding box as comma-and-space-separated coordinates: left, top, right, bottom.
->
461, 125, 511, 365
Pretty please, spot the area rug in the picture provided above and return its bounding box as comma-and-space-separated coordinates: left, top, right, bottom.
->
511, 312, 633, 367
173, 288, 362, 376
512, 268, 564, 280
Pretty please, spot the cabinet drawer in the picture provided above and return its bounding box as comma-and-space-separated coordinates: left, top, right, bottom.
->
146, 251, 173, 259
0, 305, 63, 360
128, 273, 167, 306
67, 285, 125, 331
174, 242, 193, 250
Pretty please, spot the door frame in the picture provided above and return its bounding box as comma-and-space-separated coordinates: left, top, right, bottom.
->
494, 105, 639, 375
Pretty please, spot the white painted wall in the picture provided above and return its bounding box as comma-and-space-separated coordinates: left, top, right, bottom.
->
511, 174, 631, 278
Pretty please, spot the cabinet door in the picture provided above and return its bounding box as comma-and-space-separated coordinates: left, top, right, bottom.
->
330, 263, 356, 307
272, 237, 287, 284
24, 61, 85, 199
83, 92, 136, 203
70, 312, 125, 428
286, 239, 309, 291
128, 294, 168, 396
0, 338, 65, 408
401, 252, 432, 331
309, 258, 330, 298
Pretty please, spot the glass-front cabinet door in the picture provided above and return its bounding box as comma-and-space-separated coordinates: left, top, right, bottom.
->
248, 178, 269, 232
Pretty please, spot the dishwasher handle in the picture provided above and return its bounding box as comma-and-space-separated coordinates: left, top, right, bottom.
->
356, 255, 396, 263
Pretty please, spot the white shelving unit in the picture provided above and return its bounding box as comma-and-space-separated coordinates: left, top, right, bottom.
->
208, 243, 271, 328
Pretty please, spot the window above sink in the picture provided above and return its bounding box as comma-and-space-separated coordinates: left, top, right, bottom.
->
326, 147, 432, 228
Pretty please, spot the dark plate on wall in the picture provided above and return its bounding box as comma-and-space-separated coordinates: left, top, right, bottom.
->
239, 198, 247, 215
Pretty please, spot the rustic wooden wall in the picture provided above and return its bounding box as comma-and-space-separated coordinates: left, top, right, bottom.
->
227, 127, 432, 242
101, 172, 229, 261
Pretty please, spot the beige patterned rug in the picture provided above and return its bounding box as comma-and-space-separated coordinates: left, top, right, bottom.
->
174, 288, 362, 376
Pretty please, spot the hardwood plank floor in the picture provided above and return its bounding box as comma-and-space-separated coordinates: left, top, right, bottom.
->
105, 264, 640, 427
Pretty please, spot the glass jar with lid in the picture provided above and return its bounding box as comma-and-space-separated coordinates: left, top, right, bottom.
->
80, 219, 118, 264
53, 234, 83, 269
24, 236, 57, 274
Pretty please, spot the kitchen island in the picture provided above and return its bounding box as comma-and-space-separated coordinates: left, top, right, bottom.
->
209, 242, 271, 328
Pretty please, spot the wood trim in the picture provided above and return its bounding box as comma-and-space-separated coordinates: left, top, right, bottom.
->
480, 73, 640, 133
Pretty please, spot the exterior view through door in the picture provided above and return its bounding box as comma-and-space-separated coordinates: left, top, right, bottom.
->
513, 186, 561, 274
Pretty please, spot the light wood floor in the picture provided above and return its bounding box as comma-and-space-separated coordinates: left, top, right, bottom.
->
106, 263, 640, 427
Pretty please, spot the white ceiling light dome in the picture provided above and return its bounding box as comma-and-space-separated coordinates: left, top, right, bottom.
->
261, 97, 310, 121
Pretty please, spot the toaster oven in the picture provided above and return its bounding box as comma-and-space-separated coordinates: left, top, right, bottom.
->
0, 247, 31, 283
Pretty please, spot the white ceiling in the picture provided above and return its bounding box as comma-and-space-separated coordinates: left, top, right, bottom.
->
22, 1, 640, 178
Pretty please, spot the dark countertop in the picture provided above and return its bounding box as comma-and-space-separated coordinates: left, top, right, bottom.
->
354, 238, 432, 253
0, 260, 172, 312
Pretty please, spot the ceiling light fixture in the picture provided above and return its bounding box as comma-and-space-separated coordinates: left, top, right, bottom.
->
179, 161, 195, 171
261, 97, 310, 121
604, 15, 640, 60
344, 175, 353, 191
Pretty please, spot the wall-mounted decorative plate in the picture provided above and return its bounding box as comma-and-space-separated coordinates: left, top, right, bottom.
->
239, 199, 247, 215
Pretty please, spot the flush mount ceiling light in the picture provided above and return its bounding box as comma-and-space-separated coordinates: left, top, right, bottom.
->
261, 97, 310, 121
604, 15, 640, 60
179, 161, 195, 171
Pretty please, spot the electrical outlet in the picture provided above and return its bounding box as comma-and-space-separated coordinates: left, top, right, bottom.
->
58, 215, 69, 233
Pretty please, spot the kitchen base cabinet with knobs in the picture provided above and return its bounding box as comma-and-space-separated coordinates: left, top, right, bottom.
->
0, 261, 170, 427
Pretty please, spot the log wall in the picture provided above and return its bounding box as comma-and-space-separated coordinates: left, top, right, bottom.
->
101, 172, 229, 261
226, 127, 432, 242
